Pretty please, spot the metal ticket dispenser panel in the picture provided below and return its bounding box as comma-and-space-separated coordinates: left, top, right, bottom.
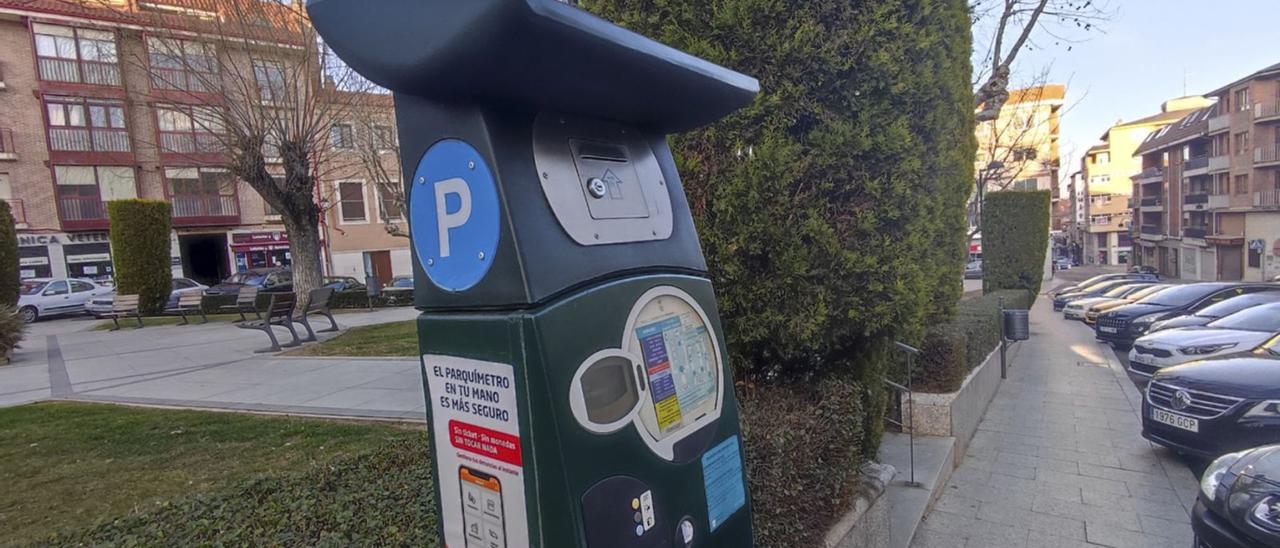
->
307, 1, 759, 546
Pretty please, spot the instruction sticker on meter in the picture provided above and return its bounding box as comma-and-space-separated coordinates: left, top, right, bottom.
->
424, 354, 528, 548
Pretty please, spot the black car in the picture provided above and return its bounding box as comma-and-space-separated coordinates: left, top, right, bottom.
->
1142, 340, 1280, 460
1130, 265, 1158, 275
1052, 272, 1158, 304
1095, 283, 1280, 348
205, 268, 293, 296
323, 276, 367, 293
1052, 279, 1150, 311
1150, 292, 1280, 333
1194, 444, 1280, 548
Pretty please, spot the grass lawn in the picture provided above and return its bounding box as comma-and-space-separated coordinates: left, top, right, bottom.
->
282, 320, 418, 357
0, 402, 433, 545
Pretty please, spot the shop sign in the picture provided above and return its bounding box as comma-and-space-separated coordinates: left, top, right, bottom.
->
66, 253, 112, 264
18, 232, 110, 247
19, 257, 50, 266
232, 231, 288, 245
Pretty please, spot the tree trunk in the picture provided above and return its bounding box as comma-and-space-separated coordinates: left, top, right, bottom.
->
281, 210, 323, 310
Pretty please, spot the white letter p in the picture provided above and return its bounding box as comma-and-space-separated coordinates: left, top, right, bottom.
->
434, 178, 471, 258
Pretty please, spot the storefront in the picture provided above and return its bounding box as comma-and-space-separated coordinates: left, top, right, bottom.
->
230, 231, 291, 272
16, 232, 113, 282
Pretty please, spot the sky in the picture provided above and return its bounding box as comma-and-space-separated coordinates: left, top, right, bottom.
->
990, 0, 1280, 196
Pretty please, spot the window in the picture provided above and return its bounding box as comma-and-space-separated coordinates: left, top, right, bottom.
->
164, 167, 238, 218
1011, 179, 1038, 191
1249, 246, 1262, 268
44, 280, 68, 296
373, 124, 395, 149
1234, 132, 1250, 156
252, 60, 287, 103
1090, 215, 1111, 226
1235, 88, 1251, 112
1012, 147, 1037, 162
70, 280, 94, 293
338, 181, 366, 222
54, 165, 136, 221
1235, 174, 1249, 195
1096, 152, 1110, 164
44, 96, 129, 152
377, 182, 402, 221
330, 123, 354, 149
156, 104, 224, 153
33, 23, 120, 85
147, 37, 217, 92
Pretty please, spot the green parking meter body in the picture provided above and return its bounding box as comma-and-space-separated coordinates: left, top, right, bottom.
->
307, 1, 759, 546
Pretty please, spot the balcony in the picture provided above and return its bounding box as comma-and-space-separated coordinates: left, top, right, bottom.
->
1256, 102, 1280, 123
2, 199, 25, 225
58, 195, 108, 230
1184, 193, 1210, 209
0, 128, 15, 160
1208, 154, 1230, 173
159, 132, 225, 156
1183, 155, 1209, 173
170, 194, 240, 226
1140, 224, 1163, 240
1255, 189, 1280, 209
1139, 195, 1163, 207
1184, 226, 1209, 239
1208, 193, 1231, 209
37, 58, 121, 87
1134, 166, 1164, 183
48, 127, 131, 153
1208, 112, 1231, 134
1255, 143, 1280, 167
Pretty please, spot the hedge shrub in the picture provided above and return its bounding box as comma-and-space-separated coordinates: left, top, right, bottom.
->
983, 190, 1051, 295
913, 290, 1033, 392
0, 304, 23, 362
107, 200, 172, 315
45, 438, 438, 546
0, 201, 18, 307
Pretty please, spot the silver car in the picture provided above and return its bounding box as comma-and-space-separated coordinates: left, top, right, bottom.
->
17, 278, 114, 323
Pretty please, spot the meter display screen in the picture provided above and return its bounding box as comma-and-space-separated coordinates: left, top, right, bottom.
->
630, 294, 719, 440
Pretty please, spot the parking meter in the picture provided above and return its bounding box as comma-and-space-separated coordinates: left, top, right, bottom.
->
308, 1, 759, 546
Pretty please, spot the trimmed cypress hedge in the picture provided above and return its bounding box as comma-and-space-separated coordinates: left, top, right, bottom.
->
107, 200, 173, 315
914, 289, 1033, 393
0, 201, 18, 307
983, 190, 1051, 295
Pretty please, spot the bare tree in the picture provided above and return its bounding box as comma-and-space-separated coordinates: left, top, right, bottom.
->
971, 0, 1108, 122
969, 79, 1062, 241
345, 101, 406, 238
82, 0, 377, 303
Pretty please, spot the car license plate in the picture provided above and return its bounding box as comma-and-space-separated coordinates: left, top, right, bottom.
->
1151, 408, 1199, 432
1099, 326, 1117, 333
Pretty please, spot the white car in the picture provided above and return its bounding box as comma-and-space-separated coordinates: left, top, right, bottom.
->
1062, 283, 1156, 320
1128, 301, 1280, 378
85, 278, 209, 318
17, 278, 115, 323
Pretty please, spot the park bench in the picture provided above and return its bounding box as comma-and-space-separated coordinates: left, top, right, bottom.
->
236, 292, 301, 353
105, 294, 143, 331
165, 292, 208, 325
294, 287, 340, 342
219, 285, 260, 321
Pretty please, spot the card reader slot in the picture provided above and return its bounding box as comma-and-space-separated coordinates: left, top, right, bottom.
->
575, 141, 629, 163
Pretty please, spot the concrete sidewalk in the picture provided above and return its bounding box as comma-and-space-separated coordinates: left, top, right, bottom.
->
0, 307, 426, 420
910, 288, 1199, 547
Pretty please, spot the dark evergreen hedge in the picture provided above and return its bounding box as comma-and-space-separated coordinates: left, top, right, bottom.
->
983, 191, 1051, 295
914, 290, 1033, 393
583, 0, 974, 542
0, 201, 18, 307
107, 200, 172, 315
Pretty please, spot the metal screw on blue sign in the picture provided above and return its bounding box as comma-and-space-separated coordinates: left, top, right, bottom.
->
410, 139, 501, 292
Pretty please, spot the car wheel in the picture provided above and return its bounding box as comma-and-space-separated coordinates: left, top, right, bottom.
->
19, 306, 38, 324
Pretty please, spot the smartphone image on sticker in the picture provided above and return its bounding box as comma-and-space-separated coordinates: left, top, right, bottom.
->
459, 466, 506, 548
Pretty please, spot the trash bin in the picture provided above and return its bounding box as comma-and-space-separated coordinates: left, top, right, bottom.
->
1003, 309, 1029, 341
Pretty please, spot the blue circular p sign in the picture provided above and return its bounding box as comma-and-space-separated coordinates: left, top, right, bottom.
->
410, 139, 500, 292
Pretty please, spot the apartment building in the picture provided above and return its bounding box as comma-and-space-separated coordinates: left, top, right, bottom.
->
1081, 96, 1212, 266
0, 0, 409, 285
974, 84, 1064, 194
1132, 63, 1280, 281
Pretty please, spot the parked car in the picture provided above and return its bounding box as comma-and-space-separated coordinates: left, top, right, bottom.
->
1128, 302, 1280, 378
1149, 292, 1280, 333
383, 275, 414, 292
205, 268, 293, 296
1053, 258, 1071, 271
1130, 265, 1158, 275
1142, 339, 1280, 459
1082, 284, 1174, 325
964, 260, 983, 279
16, 278, 114, 323
323, 276, 367, 293
1062, 283, 1155, 320
1052, 272, 1158, 301
85, 278, 209, 318
1095, 283, 1280, 349
1053, 279, 1150, 311
1194, 443, 1280, 547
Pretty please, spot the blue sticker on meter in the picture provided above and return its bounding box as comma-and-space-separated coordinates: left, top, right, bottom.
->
410, 139, 500, 292
701, 435, 746, 531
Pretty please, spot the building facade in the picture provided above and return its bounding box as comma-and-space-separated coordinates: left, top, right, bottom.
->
1131, 62, 1280, 281
974, 84, 1064, 194
1080, 96, 1212, 267
0, 0, 410, 286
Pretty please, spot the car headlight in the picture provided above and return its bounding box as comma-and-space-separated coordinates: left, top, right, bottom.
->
1250, 496, 1280, 532
1201, 450, 1246, 503
1132, 315, 1159, 333
1179, 343, 1238, 355
1245, 401, 1280, 418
